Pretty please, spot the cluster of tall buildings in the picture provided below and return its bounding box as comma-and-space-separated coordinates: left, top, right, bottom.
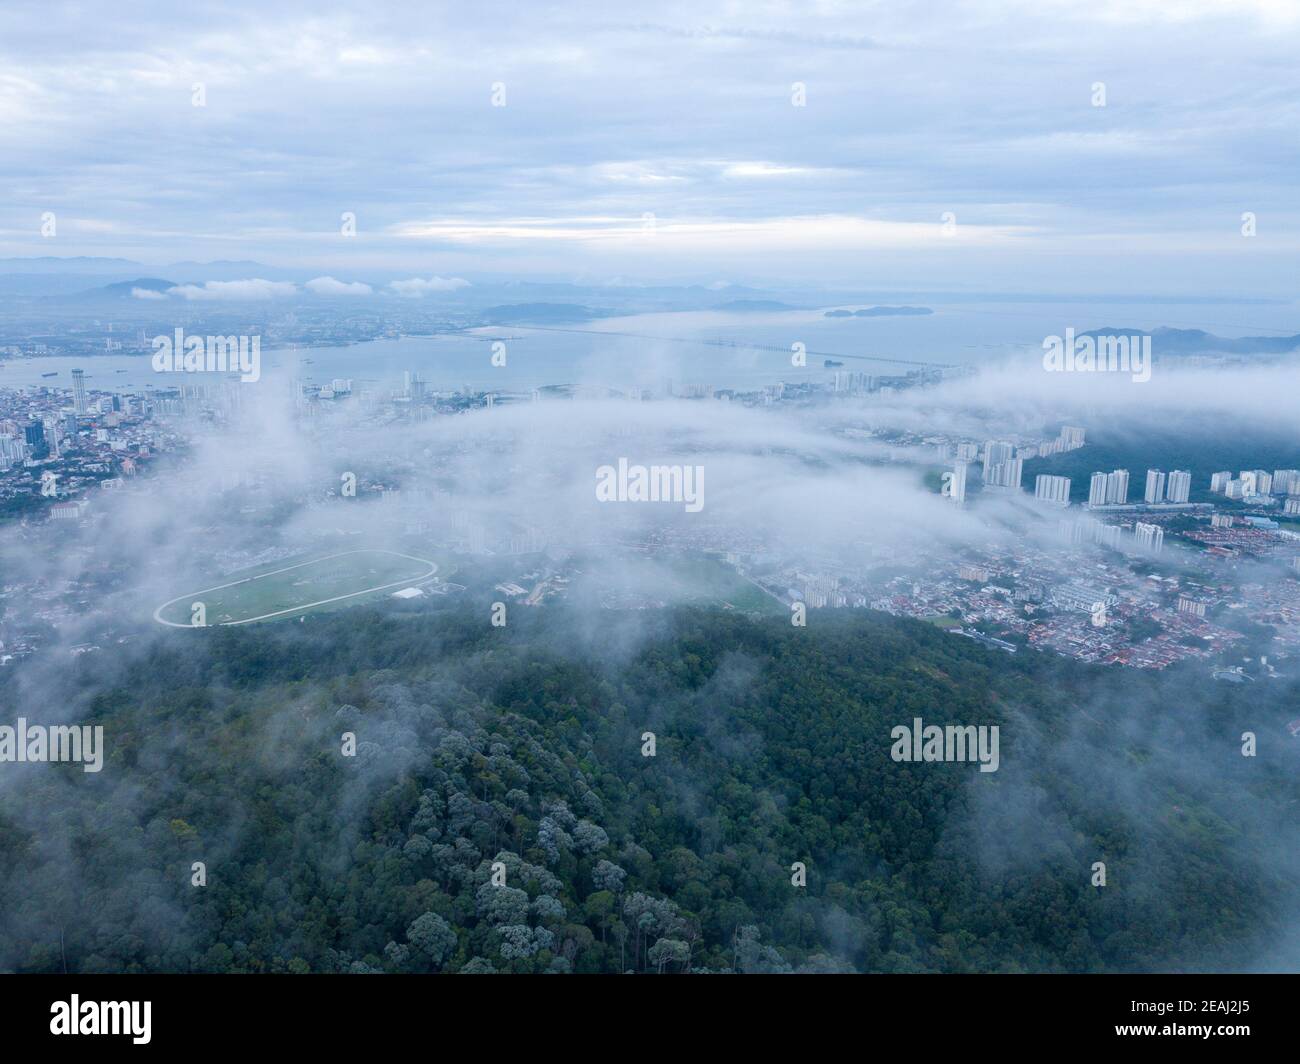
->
1083, 467, 1190, 508
946, 436, 1044, 503
317, 378, 353, 399
1273, 469, 1300, 495
1, 368, 104, 471
1134, 521, 1165, 553
945, 429, 1086, 507
0, 413, 74, 470
401, 370, 426, 401
831, 371, 875, 395
1062, 517, 1124, 548
1071, 464, 1296, 510
1143, 468, 1190, 504
1035, 474, 1072, 506
0, 432, 26, 470
1088, 469, 1130, 506
1059, 515, 1165, 554
1036, 425, 1086, 456
982, 440, 1023, 490
943, 432, 1298, 529
1211, 468, 1299, 506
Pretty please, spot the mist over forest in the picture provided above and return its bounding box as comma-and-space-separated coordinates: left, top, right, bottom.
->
2, 354, 1298, 974
2, 0, 1299, 1001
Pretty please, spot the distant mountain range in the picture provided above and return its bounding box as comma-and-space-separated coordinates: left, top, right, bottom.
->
1080, 326, 1300, 356
0, 260, 1294, 345
76, 277, 176, 300
0, 256, 146, 275
0, 256, 294, 279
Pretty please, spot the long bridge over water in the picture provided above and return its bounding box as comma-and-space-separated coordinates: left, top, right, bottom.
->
497, 324, 960, 371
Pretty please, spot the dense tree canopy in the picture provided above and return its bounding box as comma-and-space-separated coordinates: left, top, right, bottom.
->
1, 604, 1295, 973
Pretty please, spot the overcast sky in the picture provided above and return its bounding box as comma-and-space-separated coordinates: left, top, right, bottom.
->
2, 0, 1298, 294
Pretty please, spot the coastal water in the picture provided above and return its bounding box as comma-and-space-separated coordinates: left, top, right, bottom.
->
2, 301, 1295, 395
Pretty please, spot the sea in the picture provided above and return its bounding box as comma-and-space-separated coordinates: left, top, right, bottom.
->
2, 301, 1296, 395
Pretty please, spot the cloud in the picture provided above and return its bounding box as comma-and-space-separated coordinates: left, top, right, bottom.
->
392, 215, 1029, 250
304, 276, 373, 296
389, 276, 471, 297
587, 161, 691, 185
130, 287, 166, 299
0, 2, 1298, 289
166, 279, 299, 300
720, 162, 821, 179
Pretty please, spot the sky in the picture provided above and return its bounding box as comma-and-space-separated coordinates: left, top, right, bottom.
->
1, 0, 1298, 294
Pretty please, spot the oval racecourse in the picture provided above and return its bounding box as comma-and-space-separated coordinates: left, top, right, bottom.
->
153, 549, 438, 627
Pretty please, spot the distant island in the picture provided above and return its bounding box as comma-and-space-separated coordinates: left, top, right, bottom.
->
1079, 326, 1300, 356
824, 305, 934, 318
82, 277, 176, 299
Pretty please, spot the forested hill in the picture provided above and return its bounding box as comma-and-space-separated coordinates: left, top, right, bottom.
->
1, 606, 1295, 973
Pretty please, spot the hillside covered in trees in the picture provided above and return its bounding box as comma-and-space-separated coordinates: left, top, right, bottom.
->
1, 606, 1296, 973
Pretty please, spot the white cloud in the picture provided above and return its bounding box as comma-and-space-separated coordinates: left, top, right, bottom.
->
394, 214, 1030, 250
720, 162, 819, 179
130, 287, 166, 300
389, 276, 471, 297
588, 161, 690, 185
305, 276, 372, 296
166, 279, 298, 300
2, 2, 1296, 293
